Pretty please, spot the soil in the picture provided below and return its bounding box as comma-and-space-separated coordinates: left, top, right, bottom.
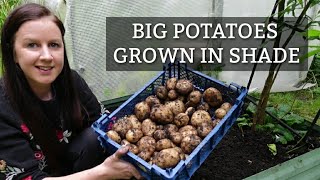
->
190, 125, 319, 180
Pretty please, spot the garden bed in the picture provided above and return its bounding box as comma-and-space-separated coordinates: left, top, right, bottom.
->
190, 125, 320, 179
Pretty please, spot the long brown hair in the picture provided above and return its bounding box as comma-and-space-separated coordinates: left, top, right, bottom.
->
1, 3, 83, 175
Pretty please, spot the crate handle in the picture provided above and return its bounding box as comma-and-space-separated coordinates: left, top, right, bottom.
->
229, 82, 241, 89
228, 82, 244, 93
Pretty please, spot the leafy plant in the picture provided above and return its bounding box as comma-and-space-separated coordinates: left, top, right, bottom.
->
307, 56, 320, 85
0, 0, 22, 75
240, 99, 308, 144
0, 0, 22, 34
236, 113, 253, 137
253, 0, 320, 128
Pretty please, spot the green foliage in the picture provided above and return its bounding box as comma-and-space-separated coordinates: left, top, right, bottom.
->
307, 56, 320, 85
0, 0, 22, 75
236, 115, 253, 129
265, 103, 307, 144
0, 0, 22, 32
267, 88, 320, 123
256, 123, 297, 145
240, 98, 310, 145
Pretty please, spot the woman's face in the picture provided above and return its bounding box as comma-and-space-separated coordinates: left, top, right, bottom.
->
14, 16, 64, 90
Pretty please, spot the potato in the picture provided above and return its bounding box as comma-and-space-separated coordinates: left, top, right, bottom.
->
138, 149, 154, 161
106, 130, 121, 143
155, 138, 175, 151
185, 107, 195, 117
179, 125, 196, 134
175, 79, 193, 95
220, 102, 232, 112
190, 110, 212, 127
141, 119, 156, 137
212, 119, 221, 127
156, 125, 164, 130
127, 144, 139, 155
165, 100, 185, 116
173, 147, 186, 160
203, 87, 223, 107
164, 124, 178, 134
179, 125, 198, 139
137, 136, 156, 152
180, 135, 202, 154
134, 101, 150, 121
167, 89, 178, 100
180, 129, 198, 139
120, 139, 131, 146
152, 151, 159, 160
126, 115, 142, 129
112, 118, 132, 138
197, 102, 210, 111
197, 122, 213, 138
177, 95, 186, 103
166, 77, 177, 90
186, 90, 202, 107
153, 130, 167, 141
145, 95, 161, 108
150, 104, 174, 124
168, 131, 182, 145
150, 152, 159, 165
153, 148, 180, 169
173, 113, 189, 127
215, 108, 227, 119
126, 128, 143, 143
156, 86, 168, 100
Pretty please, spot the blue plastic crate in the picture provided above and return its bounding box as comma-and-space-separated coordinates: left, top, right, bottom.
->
92, 63, 247, 180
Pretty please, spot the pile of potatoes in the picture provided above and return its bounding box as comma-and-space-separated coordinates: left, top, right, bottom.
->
106, 78, 232, 169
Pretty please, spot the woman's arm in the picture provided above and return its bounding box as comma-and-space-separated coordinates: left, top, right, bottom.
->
43, 147, 142, 180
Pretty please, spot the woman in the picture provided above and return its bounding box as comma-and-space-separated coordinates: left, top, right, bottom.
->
0, 3, 141, 180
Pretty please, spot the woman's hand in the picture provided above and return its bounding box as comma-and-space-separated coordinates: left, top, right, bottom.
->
97, 146, 143, 179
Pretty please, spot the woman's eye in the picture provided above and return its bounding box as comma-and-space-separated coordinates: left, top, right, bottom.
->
49, 43, 60, 48
27, 43, 38, 48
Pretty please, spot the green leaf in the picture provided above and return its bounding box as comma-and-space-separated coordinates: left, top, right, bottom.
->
237, 117, 252, 127
266, 106, 277, 117
247, 103, 256, 114
237, 117, 248, 123
299, 48, 320, 61
237, 122, 252, 128
308, 29, 320, 39
277, 104, 291, 117
277, 135, 288, 144
296, 130, 307, 136
283, 131, 295, 141
263, 123, 276, 130
267, 144, 277, 155
300, 29, 320, 40
272, 124, 286, 134
283, 113, 304, 126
